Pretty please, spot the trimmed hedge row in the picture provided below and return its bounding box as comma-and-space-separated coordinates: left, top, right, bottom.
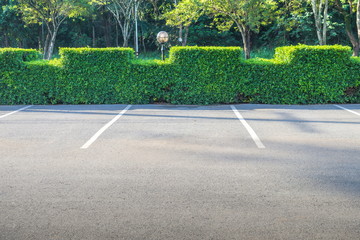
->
1, 45, 359, 105
274, 44, 352, 65
0, 48, 40, 71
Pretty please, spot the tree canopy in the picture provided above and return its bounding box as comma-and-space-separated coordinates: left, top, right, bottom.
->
1, 0, 360, 58
18, 0, 89, 59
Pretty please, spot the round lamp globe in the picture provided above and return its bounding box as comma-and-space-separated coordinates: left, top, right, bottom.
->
157, 31, 169, 44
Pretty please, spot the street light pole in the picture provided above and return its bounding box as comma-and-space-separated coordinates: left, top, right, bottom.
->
161, 44, 165, 61
134, 0, 139, 57
157, 31, 169, 61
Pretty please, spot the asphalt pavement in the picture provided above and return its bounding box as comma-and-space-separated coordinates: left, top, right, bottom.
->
0, 104, 359, 240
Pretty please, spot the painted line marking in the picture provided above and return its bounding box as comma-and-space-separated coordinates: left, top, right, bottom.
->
0, 105, 33, 119
334, 105, 360, 116
231, 105, 265, 149
81, 105, 132, 149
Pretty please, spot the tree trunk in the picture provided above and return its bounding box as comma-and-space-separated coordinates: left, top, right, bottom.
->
4, 34, 9, 47
353, 43, 360, 57
357, 0, 360, 49
46, 31, 57, 60
38, 26, 42, 50
17, 39, 23, 48
236, 22, 251, 59
115, 17, 131, 48
92, 24, 96, 47
22, 38, 27, 48
313, 0, 322, 44
42, 22, 45, 50
140, 23, 146, 53
311, 0, 328, 45
115, 23, 119, 47
322, 0, 328, 45
122, 33, 129, 47
122, 19, 133, 48
120, 23, 132, 48
334, 0, 359, 56
142, 36, 146, 52
43, 33, 50, 59
345, 14, 359, 56
38, 36, 41, 51
183, 26, 189, 46
244, 29, 251, 59
179, 24, 183, 45
316, 26, 323, 45
104, 15, 111, 47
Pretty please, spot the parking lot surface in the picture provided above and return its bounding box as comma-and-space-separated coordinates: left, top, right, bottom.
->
1, 104, 360, 240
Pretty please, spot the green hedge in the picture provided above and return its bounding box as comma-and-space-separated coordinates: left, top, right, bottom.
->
169, 46, 242, 65
60, 47, 133, 69
0, 45, 359, 105
56, 48, 134, 104
165, 47, 243, 104
0, 48, 44, 104
245, 45, 358, 104
0, 48, 40, 71
274, 44, 352, 65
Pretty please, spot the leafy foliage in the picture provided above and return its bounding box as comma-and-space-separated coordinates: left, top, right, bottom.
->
1, 46, 360, 105
274, 44, 351, 64
0, 48, 40, 70
0, 48, 51, 104
1, 0, 359, 58
18, 0, 90, 59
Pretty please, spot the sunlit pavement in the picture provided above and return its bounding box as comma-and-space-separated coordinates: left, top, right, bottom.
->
1, 104, 359, 240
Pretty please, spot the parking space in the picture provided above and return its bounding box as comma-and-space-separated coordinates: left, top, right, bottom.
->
237, 104, 360, 149
1, 104, 360, 239
0, 105, 131, 151
0, 105, 33, 120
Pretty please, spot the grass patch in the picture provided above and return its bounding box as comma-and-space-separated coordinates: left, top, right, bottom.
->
250, 47, 275, 59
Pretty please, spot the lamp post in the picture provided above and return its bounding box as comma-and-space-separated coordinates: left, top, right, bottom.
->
134, 0, 139, 57
157, 31, 169, 61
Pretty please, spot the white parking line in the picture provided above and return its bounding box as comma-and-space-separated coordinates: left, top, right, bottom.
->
81, 105, 132, 149
0, 105, 33, 119
231, 105, 265, 149
334, 105, 360, 116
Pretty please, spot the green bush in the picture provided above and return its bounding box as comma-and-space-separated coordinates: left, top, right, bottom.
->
268, 45, 356, 104
0, 45, 359, 105
60, 47, 134, 70
0, 48, 40, 70
169, 46, 242, 65
57, 47, 135, 104
274, 44, 352, 65
0, 48, 44, 104
165, 47, 243, 104
0, 59, 61, 105
241, 59, 352, 104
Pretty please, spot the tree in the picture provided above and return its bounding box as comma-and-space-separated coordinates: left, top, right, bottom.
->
170, 0, 276, 59
208, 0, 278, 59
357, 0, 360, 49
92, 0, 143, 47
18, 0, 88, 59
0, 0, 38, 48
164, 0, 203, 46
1, 1, 20, 47
259, 0, 306, 47
334, 0, 360, 56
310, 0, 329, 45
